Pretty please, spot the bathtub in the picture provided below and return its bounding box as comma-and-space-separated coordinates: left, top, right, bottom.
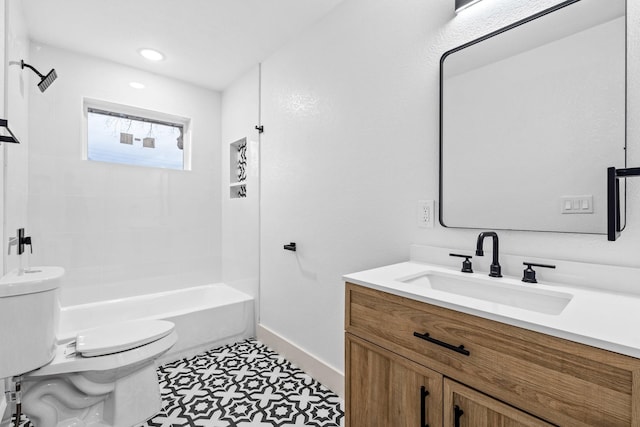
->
57, 283, 255, 364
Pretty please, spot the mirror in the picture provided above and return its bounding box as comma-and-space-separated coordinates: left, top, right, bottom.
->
440, 0, 626, 234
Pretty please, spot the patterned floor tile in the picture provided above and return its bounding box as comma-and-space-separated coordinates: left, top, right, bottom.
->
11, 339, 343, 427
141, 339, 344, 427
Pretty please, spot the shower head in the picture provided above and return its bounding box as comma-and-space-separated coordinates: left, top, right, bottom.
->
37, 69, 57, 92
20, 60, 57, 92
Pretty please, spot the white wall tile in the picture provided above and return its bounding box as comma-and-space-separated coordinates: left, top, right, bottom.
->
221, 66, 261, 308
26, 44, 223, 305
4, 0, 30, 274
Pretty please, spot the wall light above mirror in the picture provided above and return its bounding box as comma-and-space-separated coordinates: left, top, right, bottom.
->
455, 0, 483, 13
440, 0, 626, 235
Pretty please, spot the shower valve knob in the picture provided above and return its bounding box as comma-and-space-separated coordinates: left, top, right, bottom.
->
23, 236, 33, 254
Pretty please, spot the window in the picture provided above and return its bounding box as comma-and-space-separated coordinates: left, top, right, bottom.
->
85, 101, 190, 170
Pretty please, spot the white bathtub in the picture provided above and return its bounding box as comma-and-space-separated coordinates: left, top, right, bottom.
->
57, 283, 255, 363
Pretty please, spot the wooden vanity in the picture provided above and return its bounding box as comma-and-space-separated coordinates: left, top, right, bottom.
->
345, 282, 640, 426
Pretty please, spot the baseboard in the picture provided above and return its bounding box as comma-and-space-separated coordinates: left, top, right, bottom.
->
257, 324, 344, 398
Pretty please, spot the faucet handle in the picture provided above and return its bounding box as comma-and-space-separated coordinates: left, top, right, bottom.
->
450, 253, 473, 273
522, 262, 556, 283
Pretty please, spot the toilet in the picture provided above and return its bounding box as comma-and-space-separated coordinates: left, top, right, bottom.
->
0, 267, 177, 427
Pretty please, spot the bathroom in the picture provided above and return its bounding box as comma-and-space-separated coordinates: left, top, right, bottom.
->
0, 0, 637, 425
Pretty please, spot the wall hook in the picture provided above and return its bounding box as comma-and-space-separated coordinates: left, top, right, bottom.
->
255, 125, 264, 134
283, 242, 296, 251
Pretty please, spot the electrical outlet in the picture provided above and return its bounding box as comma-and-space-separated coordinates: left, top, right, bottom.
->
417, 200, 435, 228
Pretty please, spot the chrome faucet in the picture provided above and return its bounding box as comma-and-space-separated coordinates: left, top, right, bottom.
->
475, 231, 502, 277
7, 236, 18, 255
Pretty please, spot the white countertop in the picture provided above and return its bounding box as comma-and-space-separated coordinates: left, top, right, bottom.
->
344, 261, 640, 359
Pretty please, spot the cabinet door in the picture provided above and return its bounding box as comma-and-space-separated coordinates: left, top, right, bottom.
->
346, 333, 443, 427
444, 379, 555, 427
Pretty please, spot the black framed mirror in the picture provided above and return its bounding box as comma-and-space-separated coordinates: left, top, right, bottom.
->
439, 0, 626, 234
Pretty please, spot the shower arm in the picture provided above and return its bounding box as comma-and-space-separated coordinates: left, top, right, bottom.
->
20, 59, 57, 93
20, 60, 46, 79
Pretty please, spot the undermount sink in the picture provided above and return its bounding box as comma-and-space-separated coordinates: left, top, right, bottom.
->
401, 271, 573, 315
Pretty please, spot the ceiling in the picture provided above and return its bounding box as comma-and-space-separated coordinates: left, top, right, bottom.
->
20, 0, 345, 91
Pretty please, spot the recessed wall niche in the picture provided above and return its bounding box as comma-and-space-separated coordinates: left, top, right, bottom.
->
229, 137, 247, 199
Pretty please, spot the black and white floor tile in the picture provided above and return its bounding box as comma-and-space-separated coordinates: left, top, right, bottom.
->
13, 339, 344, 427
138, 339, 344, 427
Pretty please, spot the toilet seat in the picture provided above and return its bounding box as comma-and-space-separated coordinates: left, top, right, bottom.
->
25, 320, 177, 377
76, 319, 175, 357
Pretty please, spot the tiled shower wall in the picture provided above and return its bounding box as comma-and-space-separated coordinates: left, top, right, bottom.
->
221, 66, 260, 311
4, 0, 30, 275
26, 44, 223, 306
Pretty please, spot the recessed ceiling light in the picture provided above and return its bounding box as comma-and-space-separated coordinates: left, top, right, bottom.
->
139, 48, 164, 61
129, 82, 145, 89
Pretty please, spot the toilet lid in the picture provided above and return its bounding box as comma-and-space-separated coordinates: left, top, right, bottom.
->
76, 319, 175, 357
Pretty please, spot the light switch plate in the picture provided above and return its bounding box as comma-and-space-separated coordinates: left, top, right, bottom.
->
560, 195, 593, 214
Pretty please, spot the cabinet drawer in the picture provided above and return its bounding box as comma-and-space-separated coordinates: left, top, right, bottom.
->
346, 283, 640, 427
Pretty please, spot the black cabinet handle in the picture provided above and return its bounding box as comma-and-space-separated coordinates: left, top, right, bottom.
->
454, 405, 464, 427
420, 386, 430, 427
413, 331, 470, 356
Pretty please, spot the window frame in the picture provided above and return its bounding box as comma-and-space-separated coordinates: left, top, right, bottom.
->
82, 98, 192, 171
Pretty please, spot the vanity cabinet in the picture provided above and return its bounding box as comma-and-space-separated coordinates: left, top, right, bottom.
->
346, 334, 443, 427
345, 283, 640, 427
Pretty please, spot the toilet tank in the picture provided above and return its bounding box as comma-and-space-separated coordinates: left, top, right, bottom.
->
0, 267, 64, 378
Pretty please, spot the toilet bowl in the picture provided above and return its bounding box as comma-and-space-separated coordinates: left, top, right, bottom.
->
21, 319, 177, 427
0, 267, 177, 427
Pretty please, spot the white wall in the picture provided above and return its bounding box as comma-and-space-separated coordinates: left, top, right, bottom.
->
27, 44, 223, 306
0, 0, 5, 416
4, 0, 29, 274
1, 0, 27, 417
259, 0, 454, 379
239, 0, 640, 383
1, 0, 6, 278
221, 66, 260, 308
